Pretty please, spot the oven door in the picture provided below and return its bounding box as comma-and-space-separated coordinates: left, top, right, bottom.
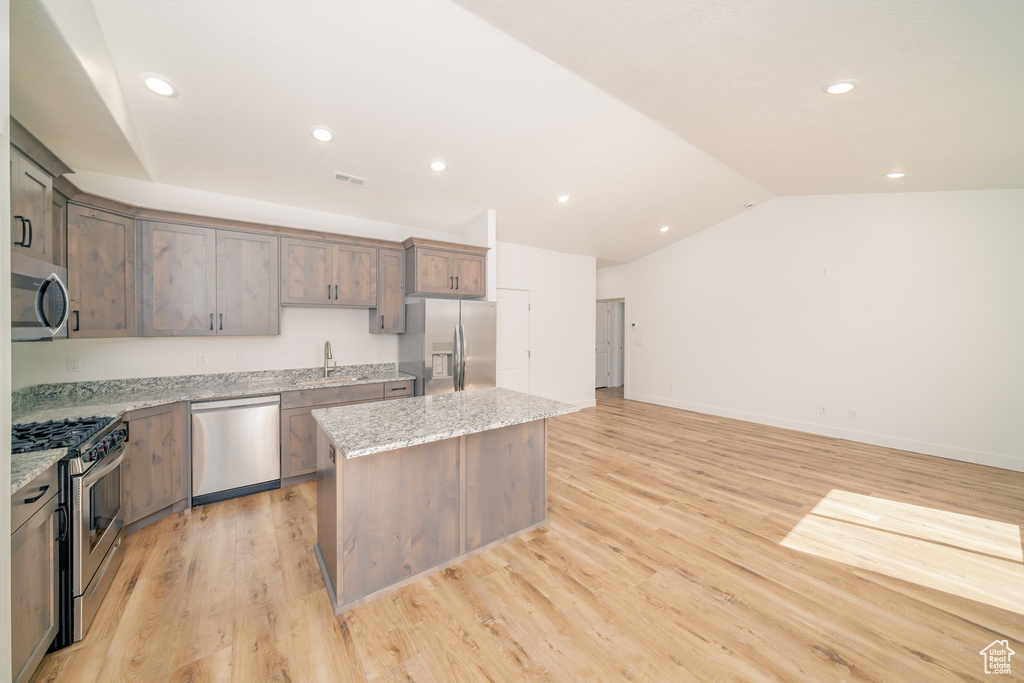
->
71, 443, 125, 594
11, 253, 70, 341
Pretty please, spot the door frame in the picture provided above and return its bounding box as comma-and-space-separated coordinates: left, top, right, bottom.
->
598, 298, 627, 392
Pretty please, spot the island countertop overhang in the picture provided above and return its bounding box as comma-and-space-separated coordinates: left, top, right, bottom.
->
311, 386, 578, 458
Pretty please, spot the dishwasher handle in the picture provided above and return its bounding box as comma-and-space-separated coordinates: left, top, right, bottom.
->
191, 395, 281, 413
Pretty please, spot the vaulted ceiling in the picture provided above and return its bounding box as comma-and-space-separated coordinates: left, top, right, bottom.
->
10, 0, 1023, 264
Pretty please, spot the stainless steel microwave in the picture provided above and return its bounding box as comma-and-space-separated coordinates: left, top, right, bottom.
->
11, 252, 70, 341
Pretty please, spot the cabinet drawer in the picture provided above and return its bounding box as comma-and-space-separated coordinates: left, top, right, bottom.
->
282, 382, 384, 409
384, 380, 414, 399
11, 463, 59, 535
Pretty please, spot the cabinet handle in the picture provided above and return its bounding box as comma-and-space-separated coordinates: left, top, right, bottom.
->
219, 313, 224, 330
23, 484, 50, 504
390, 387, 406, 391
455, 276, 459, 290
449, 276, 454, 289
327, 283, 331, 300
73, 310, 81, 332
328, 445, 336, 464
210, 313, 214, 330
334, 285, 338, 300
24, 219, 32, 248
13, 216, 27, 246
380, 315, 385, 330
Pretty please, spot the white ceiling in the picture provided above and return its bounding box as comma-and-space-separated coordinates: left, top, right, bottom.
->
10, 0, 1022, 265
454, 0, 1024, 195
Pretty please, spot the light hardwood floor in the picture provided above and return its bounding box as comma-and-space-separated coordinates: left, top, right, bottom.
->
31, 389, 1024, 681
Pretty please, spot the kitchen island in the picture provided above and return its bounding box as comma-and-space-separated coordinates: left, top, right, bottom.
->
312, 387, 578, 614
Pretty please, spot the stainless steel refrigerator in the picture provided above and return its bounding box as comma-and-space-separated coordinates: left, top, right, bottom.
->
399, 299, 496, 395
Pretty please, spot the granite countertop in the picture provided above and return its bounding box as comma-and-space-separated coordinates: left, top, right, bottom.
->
312, 386, 579, 459
10, 364, 414, 495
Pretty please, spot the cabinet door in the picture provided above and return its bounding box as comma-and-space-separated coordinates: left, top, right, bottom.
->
139, 221, 217, 336
11, 498, 59, 683
411, 247, 455, 294
281, 406, 317, 479
370, 248, 406, 334
281, 237, 332, 305
67, 205, 137, 338
332, 244, 377, 306
217, 230, 280, 335
454, 253, 486, 297
11, 150, 54, 263
123, 403, 184, 525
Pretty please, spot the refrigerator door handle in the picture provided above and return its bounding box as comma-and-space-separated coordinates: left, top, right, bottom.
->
452, 324, 462, 392
459, 323, 467, 390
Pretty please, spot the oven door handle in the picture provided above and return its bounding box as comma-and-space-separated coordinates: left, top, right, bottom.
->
82, 444, 126, 487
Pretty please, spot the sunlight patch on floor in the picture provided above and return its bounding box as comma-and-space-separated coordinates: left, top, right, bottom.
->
781, 490, 1024, 614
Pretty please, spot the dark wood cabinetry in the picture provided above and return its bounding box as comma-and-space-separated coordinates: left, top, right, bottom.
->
280, 237, 377, 307
139, 221, 279, 336
370, 247, 406, 334
66, 204, 137, 338
403, 238, 487, 298
123, 403, 185, 526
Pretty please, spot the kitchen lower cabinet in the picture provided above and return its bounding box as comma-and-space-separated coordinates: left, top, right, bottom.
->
369, 247, 406, 334
139, 221, 279, 336
67, 204, 137, 338
280, 383, 386, 479
123, 403, 185, 526
10, 465, 60, 683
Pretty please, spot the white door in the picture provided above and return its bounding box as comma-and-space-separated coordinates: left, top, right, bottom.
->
496, 289, 530, 392
595, 302, 611, 389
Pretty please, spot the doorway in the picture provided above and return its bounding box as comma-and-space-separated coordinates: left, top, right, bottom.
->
496, 288, 531, 393
596, 299, 624, 389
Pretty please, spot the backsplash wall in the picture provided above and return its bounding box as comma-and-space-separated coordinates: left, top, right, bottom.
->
10, 306, 397, 390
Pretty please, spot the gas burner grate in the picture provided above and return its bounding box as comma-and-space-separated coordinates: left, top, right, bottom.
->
11, 416, 113, 455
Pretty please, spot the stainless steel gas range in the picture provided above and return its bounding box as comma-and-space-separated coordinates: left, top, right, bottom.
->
11, 415, 128, 648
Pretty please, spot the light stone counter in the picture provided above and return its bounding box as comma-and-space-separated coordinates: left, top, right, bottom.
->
312, 386, 578, 458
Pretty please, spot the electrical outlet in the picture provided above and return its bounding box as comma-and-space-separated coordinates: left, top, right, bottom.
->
376, 347, 383, 358
820, 266, 830, 277
818, 406, 827, 416
668, 383, 674, 392
634, 339, 643, 347
197, 352, 208, 366
238, 352, 248, 364
848, 409, 858, 419
66, 356, 81, 372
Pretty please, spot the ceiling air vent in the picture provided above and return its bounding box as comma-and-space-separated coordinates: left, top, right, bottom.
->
334, 172, 367, 186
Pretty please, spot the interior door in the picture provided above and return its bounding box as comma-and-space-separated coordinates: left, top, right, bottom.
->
496, 289, 530, 392
595, 302, 611, 388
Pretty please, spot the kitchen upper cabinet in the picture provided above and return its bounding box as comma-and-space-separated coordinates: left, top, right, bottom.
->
10, 149, 55, 264
51, 190, 67, 268
139, 221, 218, 336
123, 403, 185, 526
67, 204, 137, 338
280, 237, 377, 307
403, 238, 488, 298
140, 221, 279, 336
370, 247, 405, 334
217, 230, 280, 335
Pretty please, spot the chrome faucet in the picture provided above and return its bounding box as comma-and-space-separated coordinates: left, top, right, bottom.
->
324, 341, 337, 378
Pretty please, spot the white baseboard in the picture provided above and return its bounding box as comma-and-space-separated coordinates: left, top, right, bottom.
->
574, 398, 597, 409
623, 392, 1024, 474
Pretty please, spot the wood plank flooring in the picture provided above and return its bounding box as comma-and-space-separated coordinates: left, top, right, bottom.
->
31, 388, 1024, 681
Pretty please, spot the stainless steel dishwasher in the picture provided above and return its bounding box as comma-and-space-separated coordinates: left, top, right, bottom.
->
191, 395, 281, 505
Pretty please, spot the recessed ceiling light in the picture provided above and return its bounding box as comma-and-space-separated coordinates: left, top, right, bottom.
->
823, 79, 859, 95
744, 201, 757, 209
557, 194, 571, 203
886, 172, 905, 179
140, 73, 177, 97
430, 160, 447, 172
660, 226, 670, 233
310, 126, 334, 143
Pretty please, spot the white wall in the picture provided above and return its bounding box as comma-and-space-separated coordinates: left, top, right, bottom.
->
599, 189, 1024, 472
497, 241, 596, 408
12, 307, 395, 388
